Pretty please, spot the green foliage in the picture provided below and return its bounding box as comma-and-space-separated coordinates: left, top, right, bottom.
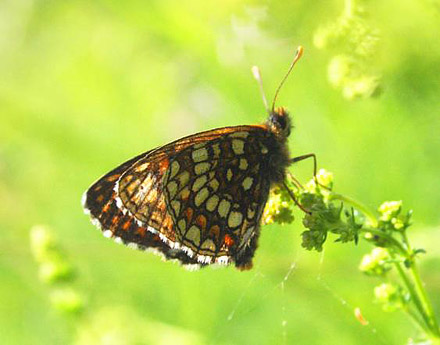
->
30, 226, 207, 345
359, 247, 391, 276
262, 188, 295, 225
30, 225, 84, 315
265, 170, 440, 343
313, 0, 381, 99
374, 283, 409, 312
75, 306, 205, 345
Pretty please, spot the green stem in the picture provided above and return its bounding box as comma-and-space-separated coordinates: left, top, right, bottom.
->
392, 257, 434, 336
402, 233, 440, 337
406, 306, 432, 336
329, 193, 378, 228
359, 228, 406, 257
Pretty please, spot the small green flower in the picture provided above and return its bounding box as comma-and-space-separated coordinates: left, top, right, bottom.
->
359, 248, 391, 276
39, 260, 74, 284
377, 201, 412, 232
328, 55, 354, 88
30, 224, 84, 319
378, 201, 402, 221
342, 74, 381, 100
262, 188, 295, 225
374, 283, 408, 312
313, 0, 381, 99
391, 217, 405, 230
316, 169, 334, 189
50, 287, 84, 315
30, 225, 74, 284
30, 225, 56, 263
304, 169, 334, 194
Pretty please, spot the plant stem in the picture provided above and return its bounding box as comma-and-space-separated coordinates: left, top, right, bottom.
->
359, 228, 407, 257
406, 306, 432, 336
329, 193, 378, 228
392, 256, 434, 336
402, 233, 440, 337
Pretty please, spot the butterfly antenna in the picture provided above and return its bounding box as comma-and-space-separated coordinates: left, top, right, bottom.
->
252, 65, 270, 115
271, 46, 304, 112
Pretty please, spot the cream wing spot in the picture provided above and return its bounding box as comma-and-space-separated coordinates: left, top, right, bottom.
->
169, 160, 180, 178
177, 171, 190, 186
247, 207, 256, 219
232, 139, 245, 154
201, 239, 216, 251
178, 219, 187, 232
209, 178, 219, 191
186, 225, 201, 245
195, 187, 209, 207
226, 169, 233, 181
218, 199, 231, 218
192, 175, 208, 192
180, 186, 190, 200
206, 195, 219, 212
192, 147, 208, 162
167, 181, 178, 198
134, 162, 149, 173
242, 177, 253, 191
239, 158, 248, 170
211, 143, 221, 157
195, 162, 211, 175
228, 211, 243, 228
171, 200, 181, 215
145, 188, 158, 203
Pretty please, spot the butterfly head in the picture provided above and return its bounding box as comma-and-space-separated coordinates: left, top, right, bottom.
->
267, 106, 292, 138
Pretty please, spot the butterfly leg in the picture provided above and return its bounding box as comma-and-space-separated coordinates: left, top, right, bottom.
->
285, 153, 319, 214
290, 153, 317, 183
282, 180, 311, 214
290, 153, 330, 191
287, 171, 304, 189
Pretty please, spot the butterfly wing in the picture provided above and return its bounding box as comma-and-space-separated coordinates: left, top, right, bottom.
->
82, 125, 275, 270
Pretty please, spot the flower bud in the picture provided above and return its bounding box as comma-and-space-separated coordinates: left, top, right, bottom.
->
50, 287, 84, 314
359, 248, 390, 276
378, 201, 402, 221
30, 225, 56, 263
374, 283, 407, 312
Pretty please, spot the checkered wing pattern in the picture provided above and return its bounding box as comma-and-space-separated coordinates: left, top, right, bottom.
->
83, 125, 273, 269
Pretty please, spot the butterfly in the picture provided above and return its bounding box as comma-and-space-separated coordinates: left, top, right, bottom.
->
82, 46, 315, 270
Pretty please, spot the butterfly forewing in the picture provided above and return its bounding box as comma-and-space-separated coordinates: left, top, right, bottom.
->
83, 125, 277, 269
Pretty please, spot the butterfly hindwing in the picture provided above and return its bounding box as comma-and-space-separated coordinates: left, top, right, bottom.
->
82, 151, 201, 267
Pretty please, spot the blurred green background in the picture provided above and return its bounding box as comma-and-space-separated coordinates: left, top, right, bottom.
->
1, 0, 440, 344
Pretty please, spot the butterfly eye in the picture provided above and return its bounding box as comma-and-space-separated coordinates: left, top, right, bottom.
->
269, 110, 291, 137
275, 114, 287, 129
